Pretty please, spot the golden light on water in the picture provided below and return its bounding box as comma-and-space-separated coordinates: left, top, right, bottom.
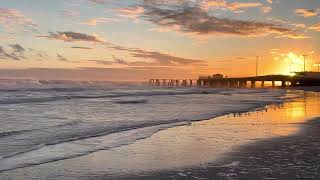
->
286, 102, 306, 119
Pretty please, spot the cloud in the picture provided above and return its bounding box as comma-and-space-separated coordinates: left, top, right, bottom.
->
291, 23, 306, 29
81, 17, 120, 26
82, 44, 207, 67
276, 33, 311, 39
9, 44, 25, 55
57, 54, 79, 63
294, 9, 318, 17
141, 1, 302, 39
0, 44, 26, 60
0, 47, 19, 60
88, 0, 107, 4
60, 10, 80, 17
114, 6, 145, 21
112, 55, 128, 65
109, 45, 207, 66
309, 23, 320, 32
38, 29, 207, 67
0, 8, 37, 31
226, 2, 263, 11
201, 0, 262, 11
261, 6, 272, 13
88, 56, 159, 66
71, 46, 93, 49
38, 31, 104, 42
201, 0, 226, 10
26, 48, 49, 61
266, 17, 306, 30
88, 59, 114, 65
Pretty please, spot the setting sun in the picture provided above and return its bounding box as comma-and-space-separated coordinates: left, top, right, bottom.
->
281, 52, 305, 75
286, 52, 304, 65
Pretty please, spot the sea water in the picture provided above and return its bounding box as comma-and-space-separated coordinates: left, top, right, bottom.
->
0, 79, 285, 172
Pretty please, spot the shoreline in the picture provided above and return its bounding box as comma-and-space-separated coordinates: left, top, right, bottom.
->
114, 117, 320, 180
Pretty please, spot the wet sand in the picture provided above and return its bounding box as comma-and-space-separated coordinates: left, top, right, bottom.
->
0, 90, 319, 180
114, 117, 320, 180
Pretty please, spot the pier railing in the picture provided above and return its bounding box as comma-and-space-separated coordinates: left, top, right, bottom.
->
149, 79, 199, 87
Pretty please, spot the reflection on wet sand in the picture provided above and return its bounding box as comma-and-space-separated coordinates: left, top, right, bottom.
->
0, 91, 319, 180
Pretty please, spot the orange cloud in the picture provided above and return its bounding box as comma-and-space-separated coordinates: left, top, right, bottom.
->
201, 0, 227, 10
309, 23, 320, 32
202, 0, 262, 11
227, 2, 262, 11
294, 8, 318, 17
276, 33, 311, 39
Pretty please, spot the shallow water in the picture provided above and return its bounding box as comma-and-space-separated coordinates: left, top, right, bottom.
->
0, 91, 319, 180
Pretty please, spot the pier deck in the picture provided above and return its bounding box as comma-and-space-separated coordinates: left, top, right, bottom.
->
149, 74, 320, 88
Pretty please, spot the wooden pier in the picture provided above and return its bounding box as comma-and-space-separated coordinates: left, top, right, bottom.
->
150, 74, 320, 88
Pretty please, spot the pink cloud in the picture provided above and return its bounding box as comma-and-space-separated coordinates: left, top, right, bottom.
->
0, 8, 37, 31
261, 6, 272, 13
81, 17, 120, 26
114, 6, 145, 21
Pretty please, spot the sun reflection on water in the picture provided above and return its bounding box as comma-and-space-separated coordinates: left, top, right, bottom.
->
286, 102, 306, 119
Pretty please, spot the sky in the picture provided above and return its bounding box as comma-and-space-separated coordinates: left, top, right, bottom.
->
0, 0, 319, 81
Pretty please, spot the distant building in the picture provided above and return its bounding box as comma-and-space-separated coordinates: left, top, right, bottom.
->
211, 74, 224, 79
294, 72, 320, 79
199, 74, 225, 80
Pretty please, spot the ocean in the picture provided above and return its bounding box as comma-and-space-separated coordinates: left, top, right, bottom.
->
0, 79, 286, 172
